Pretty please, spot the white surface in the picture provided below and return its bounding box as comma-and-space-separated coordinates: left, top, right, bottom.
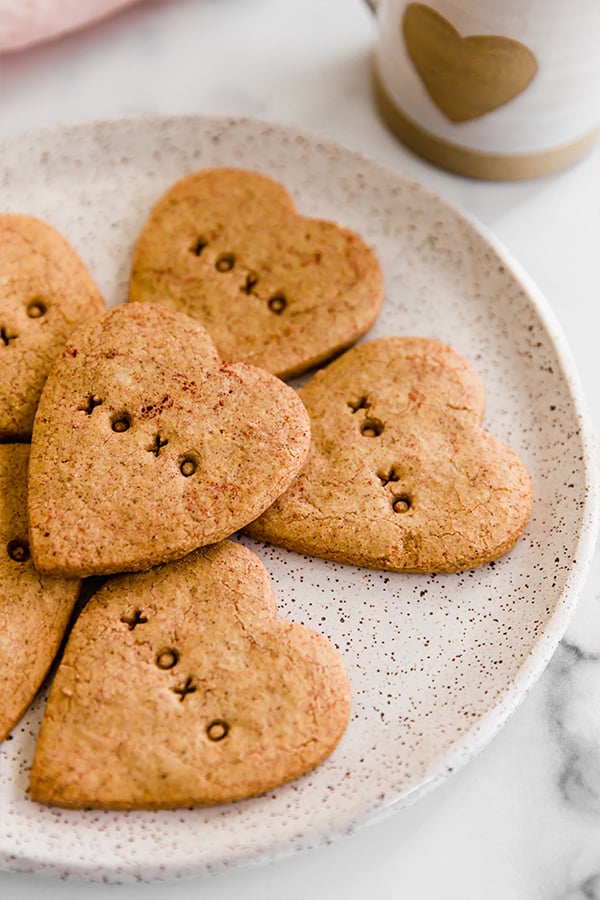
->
0, 0, 599, 896
1, 114, 596, 881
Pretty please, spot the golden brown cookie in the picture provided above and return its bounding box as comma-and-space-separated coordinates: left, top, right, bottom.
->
0, 444, 80, 742
245, 337, 533, 573
28, 303, 311, 577
128, 167, 384, 379
29, 540, 351, 809
0, 214, 106, 440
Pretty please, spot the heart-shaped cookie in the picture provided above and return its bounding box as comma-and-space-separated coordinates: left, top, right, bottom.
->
245, 337, 533, 573
128, 167, 384, 379
402, 3, 538, 122
0, 214, 106, 440
28, 303, 311, 577
0, 444, 80, 742
29, 541, 351, 808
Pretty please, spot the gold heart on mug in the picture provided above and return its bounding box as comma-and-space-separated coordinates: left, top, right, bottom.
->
402, 2, 538, 122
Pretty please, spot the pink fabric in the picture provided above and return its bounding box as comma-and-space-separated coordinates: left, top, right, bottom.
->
0, 0, 146, 51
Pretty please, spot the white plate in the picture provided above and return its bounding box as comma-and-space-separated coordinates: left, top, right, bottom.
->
0, 114, 597, 882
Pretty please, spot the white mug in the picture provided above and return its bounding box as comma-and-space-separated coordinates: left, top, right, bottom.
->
369, 0, 600, 180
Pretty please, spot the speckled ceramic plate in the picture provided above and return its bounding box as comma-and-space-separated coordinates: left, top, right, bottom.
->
0, 115, 597, 882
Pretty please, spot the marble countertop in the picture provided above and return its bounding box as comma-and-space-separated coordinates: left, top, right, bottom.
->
1, 1, 600, 897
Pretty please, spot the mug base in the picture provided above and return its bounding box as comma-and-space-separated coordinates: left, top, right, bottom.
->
373, 66, 600, 181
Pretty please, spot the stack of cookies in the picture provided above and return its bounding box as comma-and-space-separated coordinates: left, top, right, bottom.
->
0, 168, 532, 810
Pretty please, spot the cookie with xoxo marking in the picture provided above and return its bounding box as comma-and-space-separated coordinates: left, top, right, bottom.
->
246, 337, 533, 573
29, 541, 351, 808
28, 303, 311, 577
128, 167, 384, 379
0, 214, 106, 440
